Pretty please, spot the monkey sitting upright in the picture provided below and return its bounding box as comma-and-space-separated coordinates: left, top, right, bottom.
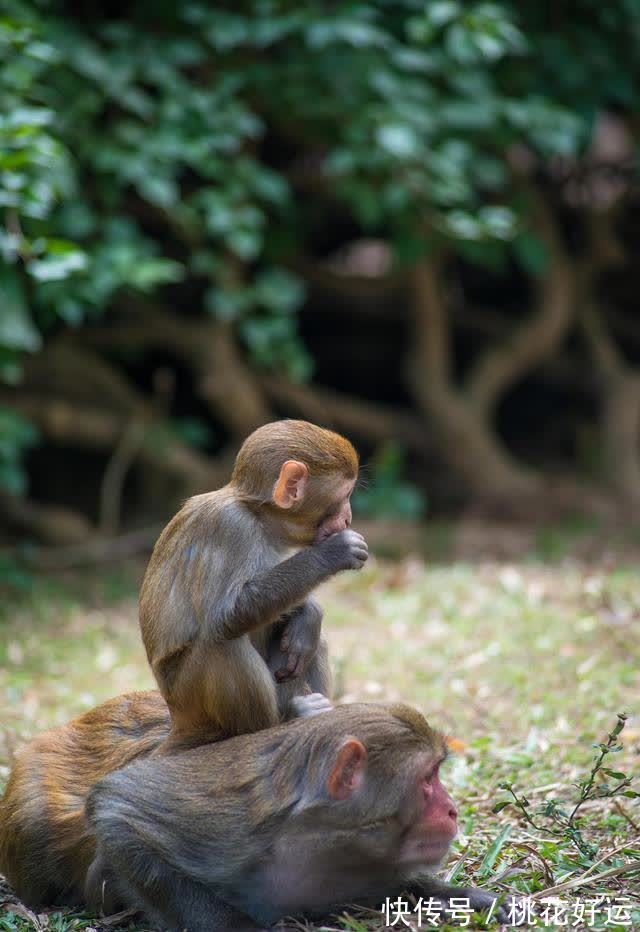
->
85, 703, 513, 931
139, 419, 368, 747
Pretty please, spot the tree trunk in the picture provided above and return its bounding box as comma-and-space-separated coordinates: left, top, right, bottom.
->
602, 373, 640, 507
407, 258, 542, 510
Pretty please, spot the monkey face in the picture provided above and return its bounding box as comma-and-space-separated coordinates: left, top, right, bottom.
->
396, 759, 458, 868
273, 476, 355, 546
312, 478, 355, 543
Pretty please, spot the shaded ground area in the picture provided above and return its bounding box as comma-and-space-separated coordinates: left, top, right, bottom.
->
1, 521, 639, 930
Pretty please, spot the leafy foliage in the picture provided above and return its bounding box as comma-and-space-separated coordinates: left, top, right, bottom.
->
353, 443, 426, 519
2, 1, 640, 500
495, 713, 640, 860
0, 406, 37, 495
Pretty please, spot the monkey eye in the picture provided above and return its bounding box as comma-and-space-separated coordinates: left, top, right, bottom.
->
422, 764, 440, 786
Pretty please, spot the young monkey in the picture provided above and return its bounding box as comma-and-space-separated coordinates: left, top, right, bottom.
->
139, 419, 368, 748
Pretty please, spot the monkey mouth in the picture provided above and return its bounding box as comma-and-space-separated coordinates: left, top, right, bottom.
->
416, 814, 457, 862
400, 832, 454, 867
420, 836, 454, 858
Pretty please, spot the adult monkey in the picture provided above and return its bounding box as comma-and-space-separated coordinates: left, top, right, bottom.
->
0, 690, 326, 908
85, 703, 513, 931
1, 700, 512, 925
0, 692, 170, 908
139, 419, 368, 748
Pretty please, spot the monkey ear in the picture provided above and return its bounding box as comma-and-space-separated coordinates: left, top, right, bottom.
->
273, 460, 309, 509
327, 738, 367, 800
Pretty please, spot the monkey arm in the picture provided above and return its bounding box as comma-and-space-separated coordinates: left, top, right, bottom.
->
218, 549, 333, 640
404, 875, 511, 922
87, 839, 266, 932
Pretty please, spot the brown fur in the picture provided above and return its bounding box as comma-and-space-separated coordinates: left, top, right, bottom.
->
1, 699, 506, 929
0, 697, 430, 911
231, 419, 358, 498
0, 691, 170, 907
139, 420, 363, 746
85, 702, 504, 931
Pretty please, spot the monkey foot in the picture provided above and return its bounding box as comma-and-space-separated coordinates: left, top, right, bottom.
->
290, 693, 334, 718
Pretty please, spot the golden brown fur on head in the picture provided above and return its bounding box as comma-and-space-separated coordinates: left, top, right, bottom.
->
231, 420, 359, 500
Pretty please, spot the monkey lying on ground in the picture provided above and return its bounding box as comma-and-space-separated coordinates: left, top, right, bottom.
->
139, 419, 368, 749
0, 699, 511, 929
84, 703, 511, 931
0, 691, 170, 908
0, 689, 327, 910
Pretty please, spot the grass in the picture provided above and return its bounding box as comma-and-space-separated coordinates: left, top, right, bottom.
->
1, 521, 639, 930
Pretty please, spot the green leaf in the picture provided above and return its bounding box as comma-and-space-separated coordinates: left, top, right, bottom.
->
479, 205, 516, 239
376, 124, 419, 158
128, 258, 185, 291
27, 249, 87, 282
137, 175, 179, 209
0, 406, 38, 494
477, 824, 512, 878
513, 232, 549, 276
172, 417, 214, 448
253, 268, 305, 314
492, 800, 512, 813
0, 267, 41, 351
227, 229, 262, 260
204, 285, 253, 320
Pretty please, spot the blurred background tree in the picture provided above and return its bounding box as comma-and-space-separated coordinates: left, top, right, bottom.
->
2, 0, 640, 554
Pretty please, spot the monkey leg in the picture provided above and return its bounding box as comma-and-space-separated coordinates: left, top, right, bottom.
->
274, 636, 332, 720
164, 635, 280, 741
87, 846, 266, 932
306, 634, 332, 696
84, 851, 124, 916
271, 598, 323, 682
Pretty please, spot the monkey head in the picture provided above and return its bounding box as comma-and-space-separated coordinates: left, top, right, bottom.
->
307, 703, 458, 872
231, 420, 359, 546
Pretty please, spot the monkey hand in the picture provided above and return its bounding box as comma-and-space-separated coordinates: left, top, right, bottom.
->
443, 889, 530, 926
275, 601, 322, 681
317, 529, 368, 572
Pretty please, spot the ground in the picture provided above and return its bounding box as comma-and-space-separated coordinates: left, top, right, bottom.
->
0, 519, 639, 931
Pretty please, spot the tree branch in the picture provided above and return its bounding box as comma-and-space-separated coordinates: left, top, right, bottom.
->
465, 183, 576, 418
3, 525, 164, 570
406, 256, 541, 507
0, 492, 92, 545
409, 254, 451, 386
99, 418, 146, 535
291, 255, 403, 302
1, 393, 223, 492
260, 375, 432, 457
80, 300, 272, 437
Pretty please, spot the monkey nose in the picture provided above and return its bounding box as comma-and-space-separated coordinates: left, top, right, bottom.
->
449, 804, 458, 820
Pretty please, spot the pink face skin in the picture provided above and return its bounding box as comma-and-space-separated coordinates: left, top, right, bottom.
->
399, 762, 459, 867
271, 477, 355, 547
313, 478, 355, 543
